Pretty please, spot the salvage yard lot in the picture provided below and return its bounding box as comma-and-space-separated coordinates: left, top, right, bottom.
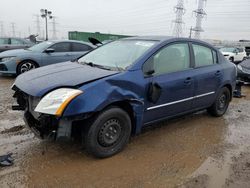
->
1, 75, 250, 188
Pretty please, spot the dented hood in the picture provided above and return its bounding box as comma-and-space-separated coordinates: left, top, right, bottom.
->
14, 61, 119, 97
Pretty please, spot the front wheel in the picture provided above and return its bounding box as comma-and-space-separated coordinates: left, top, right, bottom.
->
83, 107, 131, 158
207, 87, 230, 117
17, 61, 37, 75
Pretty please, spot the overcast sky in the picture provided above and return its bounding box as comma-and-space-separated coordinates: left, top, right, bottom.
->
0, 0, 249, 41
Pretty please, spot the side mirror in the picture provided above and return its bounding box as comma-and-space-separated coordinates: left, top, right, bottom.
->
44, 48, 55, 53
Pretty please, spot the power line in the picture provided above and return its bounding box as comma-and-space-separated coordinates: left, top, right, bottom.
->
172, 0, 186, 37
34, 14, 41, 37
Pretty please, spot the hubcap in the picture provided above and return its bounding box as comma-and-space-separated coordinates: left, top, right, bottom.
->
20, 62, 36, 73
98, 119, 122, 147
218, 94, 227, 110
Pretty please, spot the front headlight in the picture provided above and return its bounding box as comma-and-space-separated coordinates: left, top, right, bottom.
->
35, 88, 83, 116
238, 64, 243, 71
0, 56, 16, 62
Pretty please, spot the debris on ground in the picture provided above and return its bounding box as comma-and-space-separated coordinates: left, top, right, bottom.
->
0, 153, 14, 167
0, 125, 24, 134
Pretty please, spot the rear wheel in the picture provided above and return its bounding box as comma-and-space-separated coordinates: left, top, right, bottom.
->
17, 61, 38, 75
207, 87, 230, 117
83, 107, 131, 158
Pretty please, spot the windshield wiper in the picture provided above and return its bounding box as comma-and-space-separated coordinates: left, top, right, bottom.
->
82, 61, 113, 71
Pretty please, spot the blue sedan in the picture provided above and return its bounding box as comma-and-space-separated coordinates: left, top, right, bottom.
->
0, 40, 95, 75
12, 36, 236, 158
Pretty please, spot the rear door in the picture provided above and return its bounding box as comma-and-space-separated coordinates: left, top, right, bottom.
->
191, 43, 222, 109
71, 42, 93, 59
143, 42, 195, 123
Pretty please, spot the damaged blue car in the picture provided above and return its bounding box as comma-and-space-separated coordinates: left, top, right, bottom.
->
12, 36, 236, 158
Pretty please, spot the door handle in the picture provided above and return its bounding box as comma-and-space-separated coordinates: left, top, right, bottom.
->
215, 70, 221, 76
184, 77, 192, 85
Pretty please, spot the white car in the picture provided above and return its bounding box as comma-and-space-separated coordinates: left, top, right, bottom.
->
220, 47, 247, 63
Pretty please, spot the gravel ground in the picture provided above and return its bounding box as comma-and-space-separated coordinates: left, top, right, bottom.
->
0, 75, 250, 188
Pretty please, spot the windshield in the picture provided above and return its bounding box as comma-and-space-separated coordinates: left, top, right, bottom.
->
78, 40, 157, 70
28, 41, 54, 52
220, 47, 236, 53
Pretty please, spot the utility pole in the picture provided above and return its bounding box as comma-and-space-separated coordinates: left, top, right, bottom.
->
192, 0, 207, 39
172, 0, 186, 38
189, 26, 193, 38
11, 22, 16, 37
40, 9, 53, 40
34, 14, 41, 37
50, 17, 58, 39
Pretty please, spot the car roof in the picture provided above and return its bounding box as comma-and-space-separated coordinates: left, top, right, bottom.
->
121, 36, 217, 49
122, 36, 173, 42
47, 40, 95, 48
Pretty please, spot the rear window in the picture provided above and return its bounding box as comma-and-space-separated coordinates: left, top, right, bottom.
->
72, 43, 92, 52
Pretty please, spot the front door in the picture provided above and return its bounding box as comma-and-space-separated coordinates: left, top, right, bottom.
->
143, 42, 195, 124
41, 42, 74, 66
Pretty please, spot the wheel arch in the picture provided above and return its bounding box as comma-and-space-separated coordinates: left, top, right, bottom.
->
16, 59, 39, 73
103, 101, 137, 135
222, 84, 233, 101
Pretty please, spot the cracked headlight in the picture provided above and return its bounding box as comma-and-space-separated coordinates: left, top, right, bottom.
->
0, 56, 16, 62
35, 88, 83, 116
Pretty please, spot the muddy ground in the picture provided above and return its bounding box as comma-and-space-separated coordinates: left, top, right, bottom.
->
0, 75, 250, 188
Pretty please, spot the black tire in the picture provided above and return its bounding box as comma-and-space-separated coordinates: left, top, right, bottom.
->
207, 87, 230, 117
229, 57, 234, 63
83, 107, 131, 158
17, 60, 38, 75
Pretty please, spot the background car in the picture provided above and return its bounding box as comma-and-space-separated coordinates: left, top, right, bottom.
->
0, 37, 34, 52
0, 40, 95, 75
237, 58, 250, 82
12, 36, 236, 158
220, 47, 247, 64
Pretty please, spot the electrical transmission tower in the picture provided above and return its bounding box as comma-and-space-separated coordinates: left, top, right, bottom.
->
0, 21, 4, 37
34, 14, 41, 36
191, 0, 207, 39
11, 22, 16, 37
172, 0, 186, 38
50, 17, 58, 39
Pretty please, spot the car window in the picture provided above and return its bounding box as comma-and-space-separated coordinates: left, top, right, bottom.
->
50, 42, 71, 52
193, 44, 214, 67
0, 38, 9, 45
143, 43, 190, 76
11, 38, 24, 45
72, 43, 92, 52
